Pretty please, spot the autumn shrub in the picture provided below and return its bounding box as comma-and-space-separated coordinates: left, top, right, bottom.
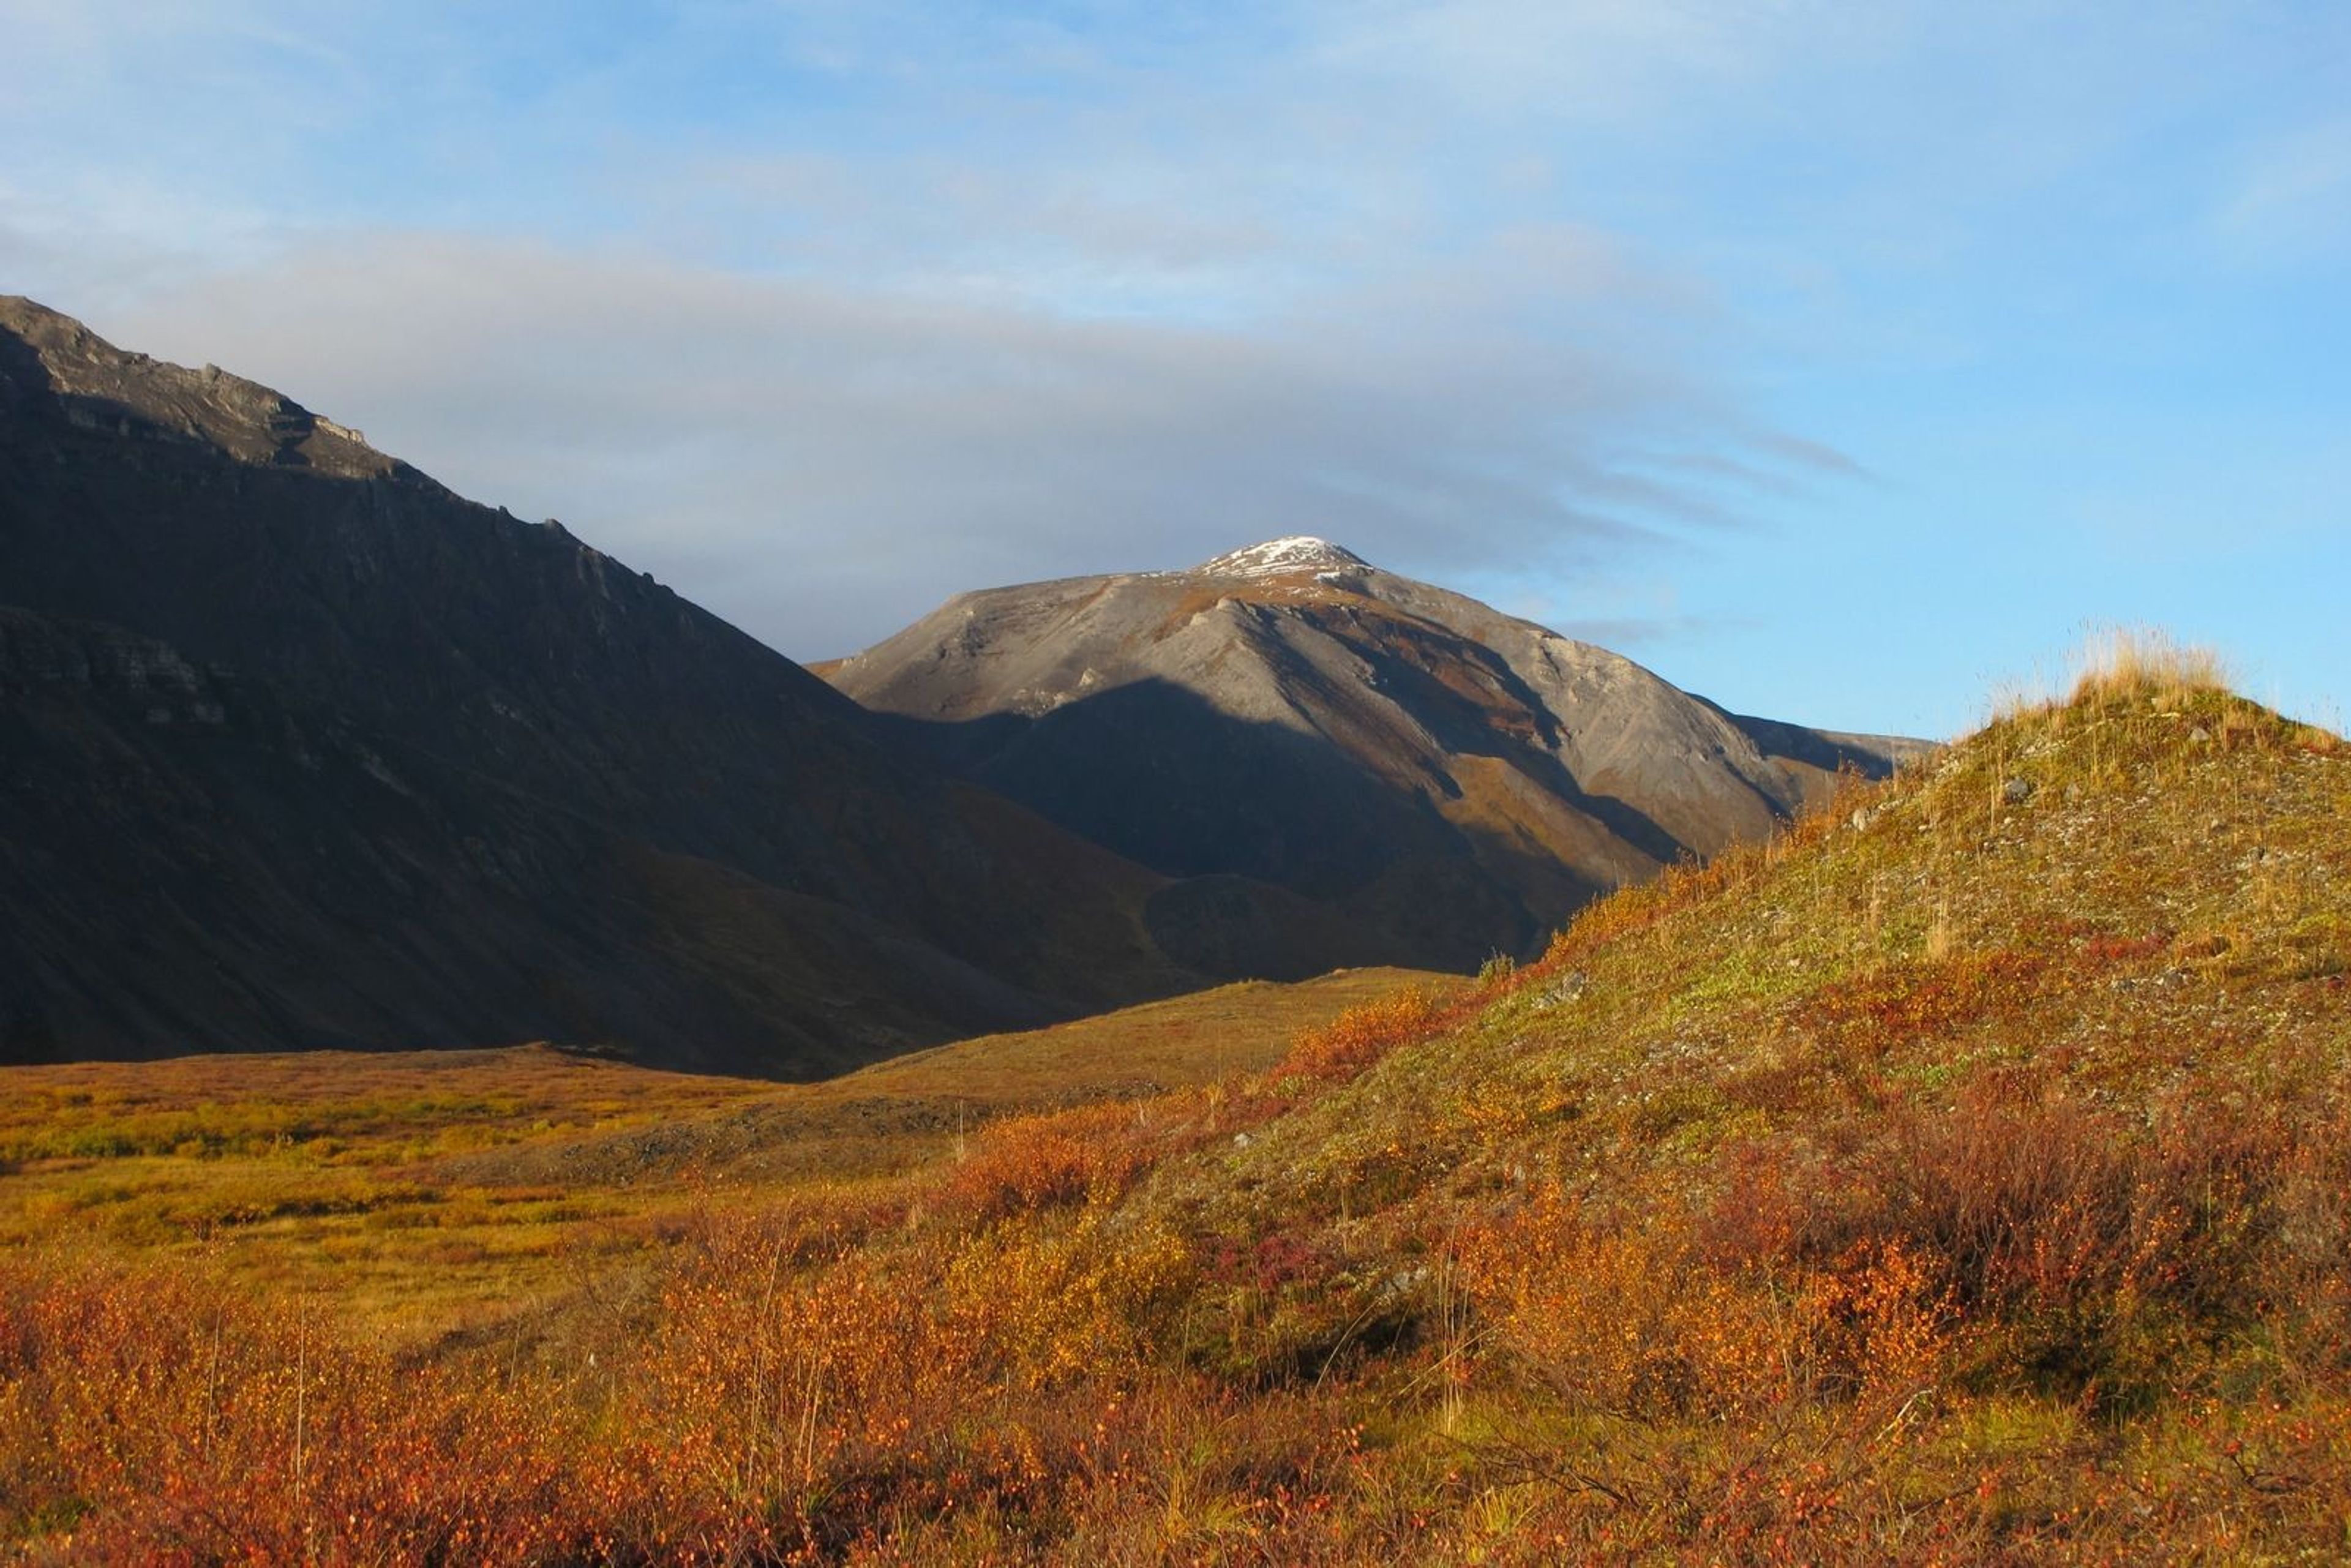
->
943, 1210, 1197, 1390
628, 1225, 994, 1558
2274, 1098, 2351, 1377
0, 1258, 590, 1564
617, 1176, 1203, 1556
1461, 1189, 1954, 1427
1271, 988, 1451, 1086
939, 1099, 1164, 1222
1837, 1075, 2302, 1406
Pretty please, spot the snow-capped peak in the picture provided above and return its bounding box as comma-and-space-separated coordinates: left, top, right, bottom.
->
1196, 537, 1370, 577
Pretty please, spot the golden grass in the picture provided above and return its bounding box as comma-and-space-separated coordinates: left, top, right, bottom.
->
2067, 624, 2230, 706
1992, 625, 2235, 722
0, 969, 1438, 1345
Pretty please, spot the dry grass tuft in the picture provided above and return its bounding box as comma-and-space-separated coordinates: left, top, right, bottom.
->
2067, 625, 2229, 707
1987, 626, 2232, 724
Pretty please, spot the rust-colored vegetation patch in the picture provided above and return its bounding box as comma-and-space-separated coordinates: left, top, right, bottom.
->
1267, 985, 1458, 1086
1787, 948, 2050, 1054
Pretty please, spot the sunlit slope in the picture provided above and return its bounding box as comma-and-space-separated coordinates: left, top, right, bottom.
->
1207, 673, 2349, 1236
1120, 664, 2351, 1558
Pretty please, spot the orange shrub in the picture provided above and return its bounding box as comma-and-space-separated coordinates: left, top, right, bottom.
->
1270, 988, 1450, 1086
1460, 1190, 1954, 1426
0, 1259, 588, 1563
1701, 1073, 2323, 1406
1867, 1081, 2287, 1326
939, 1099, 1159, 1222
631, 1229, 996, 1556
943, 1211, 1196, 1390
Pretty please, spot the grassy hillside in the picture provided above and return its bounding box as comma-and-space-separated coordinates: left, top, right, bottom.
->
6, 648, 2349, 1562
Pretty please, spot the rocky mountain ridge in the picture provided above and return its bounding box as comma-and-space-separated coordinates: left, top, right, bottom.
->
827, 538, 1930, 969
1, 294, 1925, 1063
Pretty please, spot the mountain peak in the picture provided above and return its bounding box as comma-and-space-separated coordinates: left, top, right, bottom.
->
1196, 537, 1370, 577
834, 538, 1925, 975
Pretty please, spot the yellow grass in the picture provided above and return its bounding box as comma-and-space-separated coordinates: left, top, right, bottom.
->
0, 968, 1441, 1343
2068, 624, 2230, 705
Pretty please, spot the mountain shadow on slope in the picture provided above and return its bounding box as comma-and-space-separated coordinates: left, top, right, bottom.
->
830, 546, 1932, 975
869, 676, 1653, 970
0, 297, 1225, 1069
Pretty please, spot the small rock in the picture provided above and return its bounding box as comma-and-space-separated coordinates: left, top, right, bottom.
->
1377, 1266, 1431, 1300
2189, 726, 2211, 744
1231, 1131, 1253, 1149
2001, 776, 2034, 805
1529, 969, 1589, 1011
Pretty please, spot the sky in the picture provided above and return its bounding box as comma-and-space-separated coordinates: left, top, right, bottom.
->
3, 1, 2345, 738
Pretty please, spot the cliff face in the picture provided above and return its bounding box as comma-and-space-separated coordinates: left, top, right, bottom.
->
0, 297, 1205, 1069
827, 537, 1931, 970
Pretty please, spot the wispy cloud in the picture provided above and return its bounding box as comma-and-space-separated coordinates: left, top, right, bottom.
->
2213, 117, 2351, 262
96, 227, 1843, 657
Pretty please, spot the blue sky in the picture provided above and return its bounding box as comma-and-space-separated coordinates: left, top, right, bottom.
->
4, 1, 2345, 737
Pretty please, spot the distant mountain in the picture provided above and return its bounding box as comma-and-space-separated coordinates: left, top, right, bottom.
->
0, 297, 1228, 1071
823, 536, 1931, 970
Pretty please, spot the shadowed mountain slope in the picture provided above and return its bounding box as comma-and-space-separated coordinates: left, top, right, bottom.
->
0, 297, 1226, 1069
824, 536, 1932, 970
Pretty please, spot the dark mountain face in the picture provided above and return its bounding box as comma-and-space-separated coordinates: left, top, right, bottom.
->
823, 537, 1933, 971
0, 297, 1215, 1070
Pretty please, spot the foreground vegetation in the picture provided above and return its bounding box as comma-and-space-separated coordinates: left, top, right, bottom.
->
6, 645, 2349, 1562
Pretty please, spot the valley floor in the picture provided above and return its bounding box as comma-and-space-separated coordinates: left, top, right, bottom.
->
0, 969, 1434, 1346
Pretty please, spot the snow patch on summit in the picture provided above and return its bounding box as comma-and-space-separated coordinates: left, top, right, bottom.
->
1197, 537, 1370, 577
